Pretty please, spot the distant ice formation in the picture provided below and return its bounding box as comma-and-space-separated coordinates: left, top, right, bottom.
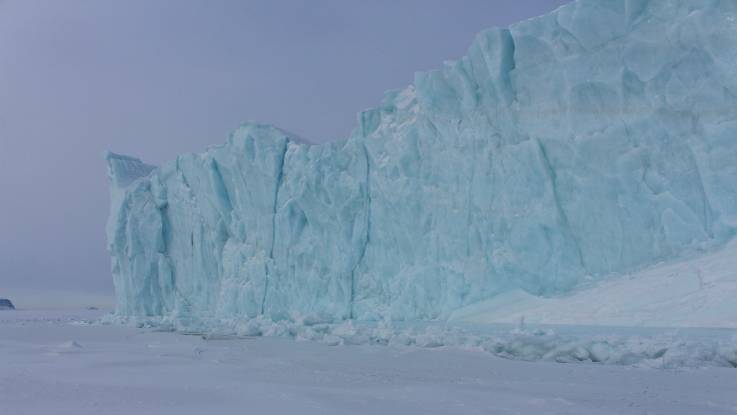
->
0, 299, 15, 310
107, 0, 737, 323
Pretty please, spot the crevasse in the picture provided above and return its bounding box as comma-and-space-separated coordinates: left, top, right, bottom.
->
107, 0, 737, 322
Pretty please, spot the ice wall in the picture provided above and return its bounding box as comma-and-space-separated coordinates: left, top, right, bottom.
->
107, 0, 737, 322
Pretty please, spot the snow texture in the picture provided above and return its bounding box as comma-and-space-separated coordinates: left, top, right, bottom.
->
5, 309, 737, 414
451, 238, 737, 328
108, 0, 737, 323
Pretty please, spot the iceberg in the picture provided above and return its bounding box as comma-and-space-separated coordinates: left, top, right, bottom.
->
107, 0, 737, 324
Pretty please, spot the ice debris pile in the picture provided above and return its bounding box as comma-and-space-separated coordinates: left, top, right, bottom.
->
101, 313, 737, 368
108, 0, 737, 324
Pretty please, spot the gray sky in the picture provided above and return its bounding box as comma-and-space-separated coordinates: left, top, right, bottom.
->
0, 0, 570, 303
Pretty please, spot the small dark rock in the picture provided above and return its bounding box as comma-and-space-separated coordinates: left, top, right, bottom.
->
0, 298, 15, 310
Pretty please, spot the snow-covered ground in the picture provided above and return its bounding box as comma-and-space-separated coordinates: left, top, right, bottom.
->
451, 240, 737, 329
2, 308, 737, 414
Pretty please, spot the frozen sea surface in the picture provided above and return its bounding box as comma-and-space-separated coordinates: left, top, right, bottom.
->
2, 309, 737, 415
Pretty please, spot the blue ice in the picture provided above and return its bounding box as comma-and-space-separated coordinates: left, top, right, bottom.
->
107, 0, 737, 323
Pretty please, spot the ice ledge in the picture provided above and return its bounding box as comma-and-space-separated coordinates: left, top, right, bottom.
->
105, 152, 156, 189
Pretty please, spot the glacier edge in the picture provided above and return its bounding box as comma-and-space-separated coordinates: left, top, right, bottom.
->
108, 0, 737, 324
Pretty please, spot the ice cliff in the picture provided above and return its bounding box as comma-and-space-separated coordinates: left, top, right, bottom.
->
107, 0, 737, 323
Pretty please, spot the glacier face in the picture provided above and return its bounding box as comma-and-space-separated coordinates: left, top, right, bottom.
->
107, 0, 737, 322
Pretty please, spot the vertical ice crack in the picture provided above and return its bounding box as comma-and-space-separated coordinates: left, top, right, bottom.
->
535, 138, 586, 272
464, 137, 478, 257
169, 159, 198, 316
498, 28, 517, 105
685, 142, 714, 238
209, 159, 233, 217
349, 142, 372, 320
260, 139, 289, 315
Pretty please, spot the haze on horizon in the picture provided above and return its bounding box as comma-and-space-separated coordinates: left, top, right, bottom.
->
0, 0, 571, 305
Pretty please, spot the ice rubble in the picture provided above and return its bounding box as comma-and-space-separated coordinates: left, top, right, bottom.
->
108, 0, 737, 324
102, 314, 737, 368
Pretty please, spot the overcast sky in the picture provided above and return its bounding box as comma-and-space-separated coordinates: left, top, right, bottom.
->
0, 0, 571, 304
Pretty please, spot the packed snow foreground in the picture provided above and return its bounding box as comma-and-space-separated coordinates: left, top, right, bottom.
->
106, 0, 737, 366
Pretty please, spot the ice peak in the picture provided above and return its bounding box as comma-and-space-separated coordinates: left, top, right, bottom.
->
105, 152, 156, 189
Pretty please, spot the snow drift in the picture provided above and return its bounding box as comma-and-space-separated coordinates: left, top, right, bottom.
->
107, 0, 737, 324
